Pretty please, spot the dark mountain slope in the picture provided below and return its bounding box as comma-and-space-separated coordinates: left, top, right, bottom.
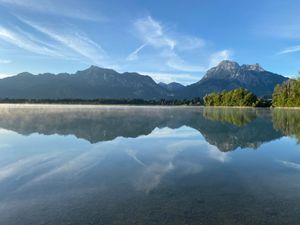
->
179, 60, 288, 98
0, 66, 170, 100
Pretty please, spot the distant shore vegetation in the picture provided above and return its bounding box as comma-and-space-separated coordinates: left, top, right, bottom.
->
272, 74, 300, 107
272, 109, 300, 142
0, 98, 204, 106
203, 107, 257, 126
204, 73, 300, 108
203, 88, 269, 107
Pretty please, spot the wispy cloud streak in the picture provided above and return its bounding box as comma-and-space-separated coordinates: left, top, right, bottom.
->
127, 16, 232, 82
0, 59, 11, 64
0, 0, 106, 22
209, 50, 232, 67
167, 59, 206, 72
278, 45, 300, 54
139, 71, 200, 84
16, 18, 107, 65
134, 16, 176, 50
0, 25, 62, 57
279, 160, 300, 170
126, 43, 147, 61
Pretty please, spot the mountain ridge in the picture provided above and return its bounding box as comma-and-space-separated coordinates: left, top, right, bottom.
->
0, 66, 171, 100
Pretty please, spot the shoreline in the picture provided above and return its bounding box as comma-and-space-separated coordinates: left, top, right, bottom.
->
0, 103, 204, 108
0, 103, 298, 109
271, 107, 300, 110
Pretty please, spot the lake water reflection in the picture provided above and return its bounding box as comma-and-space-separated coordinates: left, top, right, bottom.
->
0, 105, 300, 225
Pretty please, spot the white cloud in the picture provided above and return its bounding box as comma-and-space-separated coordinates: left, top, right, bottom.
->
167, 59, 206, 72
146, 127, 198, 138
207, 145, 230, 162
176, 36, 206, 51
19, 19, 107, 65
18, 144, 114, 188
134, 16, 206, 52
0, 73, 13, 79
0, 0, 106, 22
126, 149, 146, 167
209, 50, 232, 67
167, 49, 232, 73
128, 16, 231, 82
277, 45, 300, 54
130, 16, 206, 61
279, 160, 300, 170
126, 43, 147, 61
0, 153, 59, 182
261, 21, 300, 55
0, 16, 110, 67
135, 161, 174, 192
0, 25, 62, 57
0, 59, 11, 64
265, 23, 300, 40
135, 49, 233, 84
150, 47, 206, 73
139, 71, 200, 84
133, 128, 201, 192
134, 16, 176, 50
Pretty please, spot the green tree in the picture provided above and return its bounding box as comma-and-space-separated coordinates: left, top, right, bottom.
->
272, 75, 300, 107
203, 88, 259, 107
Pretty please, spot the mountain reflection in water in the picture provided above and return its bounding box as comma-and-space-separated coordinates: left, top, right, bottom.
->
0, 105, 293, 151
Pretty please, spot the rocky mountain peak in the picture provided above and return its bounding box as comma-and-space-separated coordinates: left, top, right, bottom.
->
85, 65, 114, 72
17, 72, 34, 77
189, 60, 287, 98
202, 60, 241, 80
217, 60, 240, 71
76, 66, 118, 78
241, 63, 265, 72
203, 60, 267, 81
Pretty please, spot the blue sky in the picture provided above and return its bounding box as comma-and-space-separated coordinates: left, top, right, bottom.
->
0, 0, 299, 84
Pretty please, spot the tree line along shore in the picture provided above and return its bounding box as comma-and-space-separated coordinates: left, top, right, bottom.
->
201, 74, 300, 107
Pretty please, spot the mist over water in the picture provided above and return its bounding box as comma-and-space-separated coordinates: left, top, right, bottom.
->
0, 105, 299, 225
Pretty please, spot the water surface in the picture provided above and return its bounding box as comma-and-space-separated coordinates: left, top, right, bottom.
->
0, 105, 300, 225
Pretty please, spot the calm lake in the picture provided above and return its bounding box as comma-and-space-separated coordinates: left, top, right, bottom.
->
0, 105, 299, 225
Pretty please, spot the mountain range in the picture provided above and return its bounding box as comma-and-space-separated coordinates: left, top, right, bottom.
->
0, 60, 288, 100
